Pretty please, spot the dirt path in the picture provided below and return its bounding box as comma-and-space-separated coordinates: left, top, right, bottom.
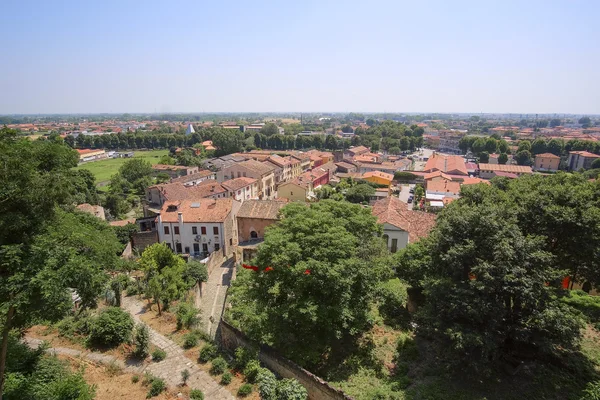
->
122, 296, 235, 400
200, 258, 235, 338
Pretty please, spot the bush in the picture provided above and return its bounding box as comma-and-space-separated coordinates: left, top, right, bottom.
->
379, 279, 409, 327
199, 343, 217, 363
142, 372, 155, 386
152, 348, 167, 362
132, 375, 140, 383
36, 371, 96, 400
390, 376, 411, 391
257, 368, 277, 400
233, 346, 257, 370
396, 334, 419, 362
146, 378, 166, 398
183, 332, 200, 349
220, 371, 232, 385
243, 359, 261, 383
238, 383, 253, 397
56, 311, 93, 340
89, 307, 134, 347
133, 323, 150, 358
181, 369, 190, 385
582, 381, 600, 400
561, 290, 600, 323
175, 302, 201, 330
210, 356, 228, 375
189, 389, 204, 400
277, 378, 308, 400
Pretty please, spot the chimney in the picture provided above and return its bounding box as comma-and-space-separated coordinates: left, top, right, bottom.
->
178, 211, 183, 224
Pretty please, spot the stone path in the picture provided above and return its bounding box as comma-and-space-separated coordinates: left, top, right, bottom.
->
122, 296, 235, 400
200, 258, 235, 338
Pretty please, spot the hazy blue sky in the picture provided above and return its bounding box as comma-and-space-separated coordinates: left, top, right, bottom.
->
1, 0, 598, 114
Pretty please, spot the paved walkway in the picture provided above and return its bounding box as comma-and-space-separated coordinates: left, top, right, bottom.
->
122, 296, 235, 400
199, 258, 235, 338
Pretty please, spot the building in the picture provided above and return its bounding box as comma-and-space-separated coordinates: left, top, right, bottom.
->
371, 197, 436, 252
534, 153, 561, 171
362, 171, 394, 187
335, 161, 357, 174
267, 155, 293, 182
156, 198, 240, 258
76, 149, 107, 162
185, 124, 195, 135
146, 180, 228, 208
438, 131, 464, 154
170, 170, 216, 186
152, 164, 199, 178
344, 146, 370, 160
423, 153, 468, 176
478, 163, 533, 179
567, 151, 600, 171
236, 199, 287, 261
291, 153, 311, 172
222, 159, 276, 199
76, 203, 106, 220
221, 177, 258, 202
277, 167, 330, 202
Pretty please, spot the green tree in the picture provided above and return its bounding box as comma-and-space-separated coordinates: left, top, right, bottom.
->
478, 151, 489, 163
345, 183, 375, 203
550, 118, 562, 128
119, 158, 153, 184
518, 140, 532, 152
515, 150, 533, 166
260, 123, 280, 137
227, 201, 389, 368
579, 117, 591, 128
472, 138, 487, 154
400, 195, 583, 374
484, 138, 497, 153
547, 138, 564, 156
212, 128, 244, 156
139, 243, 188, 314
341, 125, 353, 133
497, 139, 509, 154
531, 139, 547, 155
591, 158, 600, 169
498, 153, 508, 165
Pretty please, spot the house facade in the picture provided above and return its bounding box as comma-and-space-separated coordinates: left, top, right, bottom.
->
222, 177, 258, 202
567, 151, 600, 170
534, 153, 561, 171
222, 159, 276, 199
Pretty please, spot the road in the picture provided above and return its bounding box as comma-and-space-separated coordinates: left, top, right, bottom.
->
397, 184, 415, 210
411, 148, 435, 172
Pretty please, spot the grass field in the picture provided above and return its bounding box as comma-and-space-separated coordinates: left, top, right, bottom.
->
75, 149, 168, 185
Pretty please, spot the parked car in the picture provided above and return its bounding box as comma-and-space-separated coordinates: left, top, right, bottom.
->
409, 188, 415, 194
408, 196, 414, 203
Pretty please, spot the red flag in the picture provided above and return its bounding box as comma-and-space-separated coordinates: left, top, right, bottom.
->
265, 267, 273, 272
304, 269, 311, 275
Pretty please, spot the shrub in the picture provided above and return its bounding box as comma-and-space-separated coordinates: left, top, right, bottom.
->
257, 368, 277, 400
189, 389, 204, 400
175, 302, 200, 330
36, 371, 96, 400
277, 378, 308, 400
181, 369, 190, 385
390, 376, 411, 391
132, 375, 140, 383
233, 346, 257, 370
146, 378, 165, 398
238, 383, 253, 397
582, 381, 600, 400
105, 361, 122, 376
89, 307, 134, 347
199, 343, 217, 363
56, 311, 93, 340
561, 290, 600, 323
220, 371, 232, 385
152, 348, 167, 362
183, 332, 199, 349
133, 323, 150, 358
243, 359, 261, 383
396, 334, 419, 362
142, 372, 155, 386
379, 279, 409, 327
210, 356, 228, 375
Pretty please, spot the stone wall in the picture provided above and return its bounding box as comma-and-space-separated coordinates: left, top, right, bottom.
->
132, 230, 158, 252
219, 319, 353, 400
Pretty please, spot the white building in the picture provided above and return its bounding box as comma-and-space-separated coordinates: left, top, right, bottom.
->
222, 177, 258, 202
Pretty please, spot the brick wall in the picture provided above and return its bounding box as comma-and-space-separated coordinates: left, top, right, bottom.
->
132, 230, 158, 252
219, 319, 353, 400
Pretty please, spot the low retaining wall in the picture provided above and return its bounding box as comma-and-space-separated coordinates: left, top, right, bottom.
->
219, 319, 353, 400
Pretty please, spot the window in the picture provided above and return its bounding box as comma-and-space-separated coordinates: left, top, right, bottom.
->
166, 243, 172, 250
391, 238, 398, 253
193, 243, 200, 254
174, 226, 180, 235
202, 243, 208, 253
184, 246, 190, 254
213, 226, 219, 235
237, 172, 241, 178
201, 227, 207, 235
250, 231, 258, 239
192, 226, 198, 235
214, 243, 220, 252
164, 226, 170, 235
176, 243, 182, 253
237, 190, 241, 195
230, 238, 233, 245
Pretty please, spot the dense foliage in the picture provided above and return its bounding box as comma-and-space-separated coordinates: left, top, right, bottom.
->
89, 307, 134, 347
227, 201, 391, 368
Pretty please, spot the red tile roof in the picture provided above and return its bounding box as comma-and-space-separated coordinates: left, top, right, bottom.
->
371, 197, 436, 242
535, 153, 560, 159
222, 177, 257, 192
160, 198, 232, 223
424, 154, 468, 175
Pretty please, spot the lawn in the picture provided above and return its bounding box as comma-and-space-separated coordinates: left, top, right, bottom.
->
74, 149, 168, 186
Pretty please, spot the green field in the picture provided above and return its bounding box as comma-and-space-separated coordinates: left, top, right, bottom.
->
75, 149, 168, 185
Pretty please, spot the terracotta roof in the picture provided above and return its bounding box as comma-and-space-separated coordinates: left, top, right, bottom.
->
267, 154, 291, 167
160, 198, 232, 223
535, 153, 560, 159
478, 163, 533, 174
335, 161, 356, 170
363, 171, 394, 181
222, 177, 257, 191
371, 197, 436, 242
239, 159, 276, 175
424, 170, 453, 181
347, 146, 369, 155
109, 218, 136, 227
170, 170, 214, 184
569, 151, 600, 158
461, 177, 490, 185
152, 180, 227, 202
426, 179, 461, 195
237, 199, 286, 220
424, 154, 468, 175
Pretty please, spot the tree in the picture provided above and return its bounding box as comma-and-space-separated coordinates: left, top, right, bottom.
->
89, 307, 134, 347
341, 125, 353, 133
260, 123, 280, 137
478, 151, 489, 163
345, 184, 375, 203
472, 138, 487, 154
547, 138, 564, 156
515, 150, 533, 166
498, 153, 508, 165
399, 193, 583, 374
118, 158, 153, 184
227, 201, 389, 368
484, 138, 497, 153
497, 140, 509, 154
531, 139, 547, 155
550, 118, 562, 128
139, 243, 188, 314
591, 158, 600, 169
212, 128, 244, 156
0, 127, 120, 398
517, 140, 531, 152
579, 117, 592, 128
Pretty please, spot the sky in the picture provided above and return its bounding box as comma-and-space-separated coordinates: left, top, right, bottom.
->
1, 0, 599, 114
